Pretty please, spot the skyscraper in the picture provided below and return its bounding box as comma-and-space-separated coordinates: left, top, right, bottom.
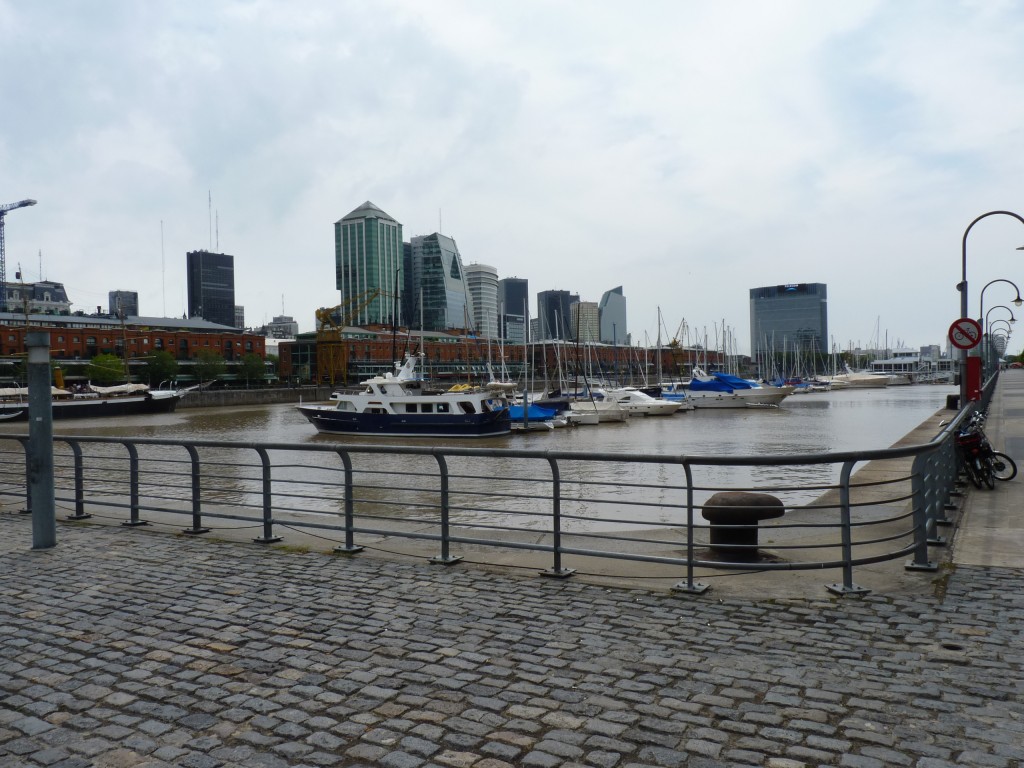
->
598, 286, 627, 344
749, 283, 828, 374
186, 250, 235, 328
499, 277, 529, 344
464, 263, 499, 338
571, 301, 600, 343
406, 233, 470, 332
335, 201, 403, 326
537, 290, 578, 340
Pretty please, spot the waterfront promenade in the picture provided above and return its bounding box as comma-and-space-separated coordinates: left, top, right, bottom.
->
1, 373, 1022, 767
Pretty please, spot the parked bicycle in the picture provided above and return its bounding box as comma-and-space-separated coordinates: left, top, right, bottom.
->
956, 411, 1017, 489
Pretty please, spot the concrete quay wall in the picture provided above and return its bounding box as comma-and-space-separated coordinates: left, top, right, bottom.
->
176, 386, 332, 409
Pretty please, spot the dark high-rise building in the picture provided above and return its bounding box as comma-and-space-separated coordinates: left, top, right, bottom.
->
749, 283, 828, 374
537, 289, 578, 340
108, 290, 138, 317
186, 250, 236, 328
499, 277, 529, 344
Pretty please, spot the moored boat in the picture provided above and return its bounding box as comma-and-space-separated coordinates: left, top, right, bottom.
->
0, 383, 183, 421
298, 353, 511, 438
673, 370, 793, 409
604, 386, 687, 416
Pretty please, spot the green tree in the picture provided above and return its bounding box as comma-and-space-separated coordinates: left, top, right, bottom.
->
264, 353, 279, 373
143, 350, 179, 387
194, 349, 227, 387
87, 353, 126, 384
237, 353, 266, 388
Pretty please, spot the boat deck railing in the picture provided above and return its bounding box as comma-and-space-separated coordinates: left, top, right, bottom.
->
1, 378, 992, 596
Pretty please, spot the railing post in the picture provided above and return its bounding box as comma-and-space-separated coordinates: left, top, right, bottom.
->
333, 450, 363, 554
64, 441, 92, 520
26, 332, 55, 549
121, 442, 148, 527
429, 453, 461, 565
826, 460, 870, 595
181, 444, 209, 534
906, 452, 938, 573
672, 460, 708, 595
540, 456, 574, 578
252, 448, 282, 543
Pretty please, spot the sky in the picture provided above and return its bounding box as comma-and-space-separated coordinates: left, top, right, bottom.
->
3, 1, 1024, 356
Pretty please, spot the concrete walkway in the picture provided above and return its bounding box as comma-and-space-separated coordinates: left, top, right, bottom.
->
1, 373, 1022, 767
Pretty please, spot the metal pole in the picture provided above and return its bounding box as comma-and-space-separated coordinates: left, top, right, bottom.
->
27, 331, 55, 549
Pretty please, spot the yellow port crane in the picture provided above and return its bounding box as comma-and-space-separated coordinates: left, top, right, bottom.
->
315, 288, 381, 386
0, 199, 37, 313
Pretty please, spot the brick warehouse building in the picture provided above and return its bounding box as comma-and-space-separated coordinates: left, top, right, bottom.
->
278, 326, 725, 387
0, 312, 265, 383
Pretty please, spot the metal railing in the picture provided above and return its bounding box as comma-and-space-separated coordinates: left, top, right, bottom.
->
0, 397, 983, 596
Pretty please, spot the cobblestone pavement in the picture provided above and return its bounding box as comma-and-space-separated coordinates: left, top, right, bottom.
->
1, 513, 1023, 768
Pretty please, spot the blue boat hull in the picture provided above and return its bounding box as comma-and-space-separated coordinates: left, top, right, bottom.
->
299, 407, 511, 438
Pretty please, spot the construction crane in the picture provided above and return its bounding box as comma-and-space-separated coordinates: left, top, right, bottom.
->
0, 199, 37, 313
315, 288, 381, 386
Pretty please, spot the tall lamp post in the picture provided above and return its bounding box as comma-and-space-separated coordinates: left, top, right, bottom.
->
984, 306, 1016, 375
990, 326, 1011, 367
958, 211, 1024, 406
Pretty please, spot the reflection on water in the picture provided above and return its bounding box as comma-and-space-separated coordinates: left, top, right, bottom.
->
0, 385, 955, 529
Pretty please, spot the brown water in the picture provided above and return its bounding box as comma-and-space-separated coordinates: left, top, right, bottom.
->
0, 384, 956, 530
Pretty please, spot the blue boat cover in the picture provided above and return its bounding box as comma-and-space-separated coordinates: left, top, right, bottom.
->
688, 372, 757, 393
508, 404, 559, 420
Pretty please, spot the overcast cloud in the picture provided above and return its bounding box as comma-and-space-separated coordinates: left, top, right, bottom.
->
3, 1, 1024, 354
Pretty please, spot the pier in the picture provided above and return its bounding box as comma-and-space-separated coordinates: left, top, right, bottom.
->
0, 372, 1022, 766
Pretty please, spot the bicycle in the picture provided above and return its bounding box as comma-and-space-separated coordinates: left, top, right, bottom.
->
955, 411, 1017, 488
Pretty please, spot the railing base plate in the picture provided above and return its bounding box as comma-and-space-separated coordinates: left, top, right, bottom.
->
253, 536, 283, 544
121, 520, 149, 527
430, 555, 463, 566
334, 545, 364, 555
928, 536, 947, 546
826, 583, 871, 596
540, 568, 575, 579
671, 581, 709, 595
183, 527, 210, 535
65, 513, 92, 521
905, 560, 938, 572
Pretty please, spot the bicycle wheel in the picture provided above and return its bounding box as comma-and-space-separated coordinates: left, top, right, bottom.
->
990, 452, 1018, 481
982, 460, 996, 489
964, 460, 984, 489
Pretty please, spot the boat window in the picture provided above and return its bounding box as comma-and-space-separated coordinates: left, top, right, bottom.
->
437, 402, 449, 413
421, 404, 433, 413
404, 404, 417, 413
459, 402, 476, 414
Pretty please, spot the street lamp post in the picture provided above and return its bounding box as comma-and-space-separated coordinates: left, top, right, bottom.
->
958, 211, 1024, 406
983, 306, 1016, 376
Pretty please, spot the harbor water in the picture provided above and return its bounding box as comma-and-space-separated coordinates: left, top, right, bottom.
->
0, 382, 956, 451
0, 384, 958, 530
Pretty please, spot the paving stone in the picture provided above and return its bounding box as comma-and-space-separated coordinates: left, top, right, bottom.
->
1, 516, 1023, 768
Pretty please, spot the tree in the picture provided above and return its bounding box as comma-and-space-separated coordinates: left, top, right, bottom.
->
237, 353, 266, 388
193, 350, 227, 387
87, 353, 126, 384
143, 350, 179, 387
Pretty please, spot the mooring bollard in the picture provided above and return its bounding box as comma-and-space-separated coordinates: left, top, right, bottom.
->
701, 491, 785, 561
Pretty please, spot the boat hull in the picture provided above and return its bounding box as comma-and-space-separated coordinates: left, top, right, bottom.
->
297, 406, 511, 438
682, 390, 790, 409
0, 393, 181, 421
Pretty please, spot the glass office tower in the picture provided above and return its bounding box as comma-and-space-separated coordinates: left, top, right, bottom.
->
186, 250, 235, 328
335, 201, 403, 326
749, 283, 828, 375
406, 233, 470, 332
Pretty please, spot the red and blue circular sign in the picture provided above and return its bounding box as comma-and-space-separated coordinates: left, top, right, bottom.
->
948, 317, 982, 350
